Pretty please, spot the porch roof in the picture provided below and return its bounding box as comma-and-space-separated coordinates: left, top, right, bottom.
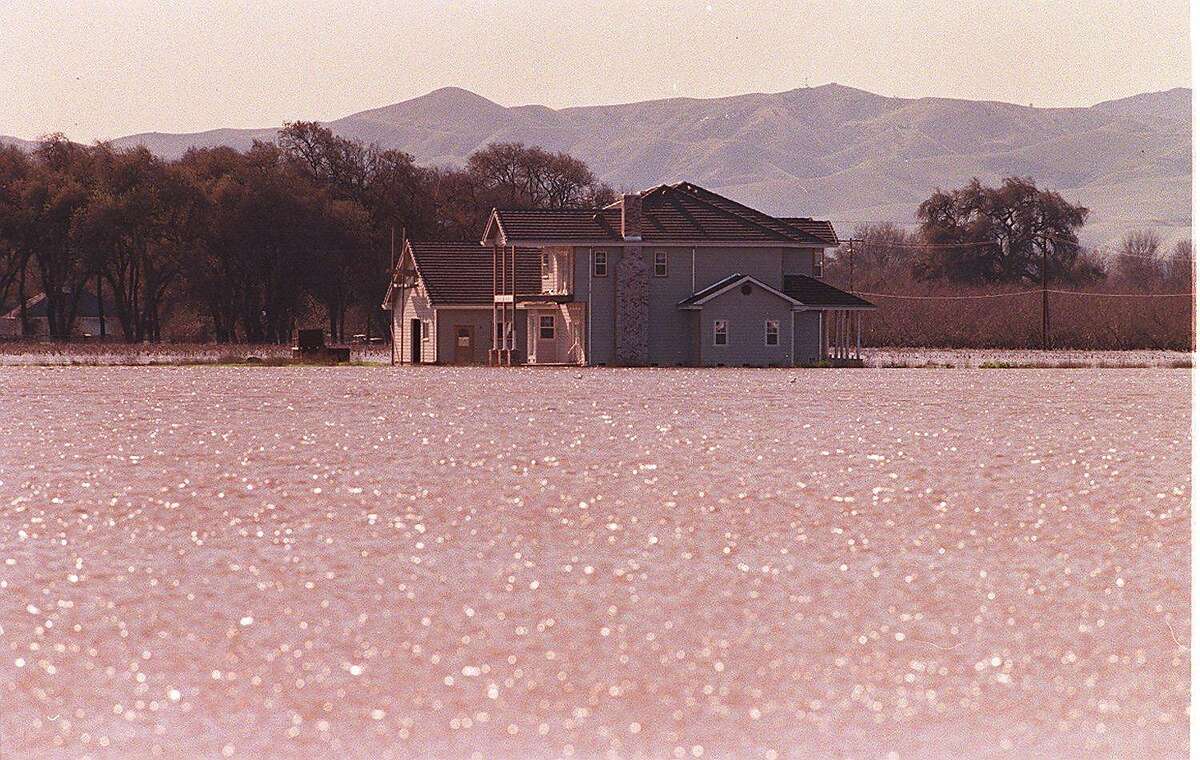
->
782, 275, 876, 309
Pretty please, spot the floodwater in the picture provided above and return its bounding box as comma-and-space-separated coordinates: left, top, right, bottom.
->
0, 367, 1189, 759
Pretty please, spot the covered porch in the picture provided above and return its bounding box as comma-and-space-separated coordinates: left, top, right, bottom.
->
820, 308, 870, 365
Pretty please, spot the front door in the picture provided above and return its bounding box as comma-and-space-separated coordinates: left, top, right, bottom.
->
453, 325, 473, 365
409, 319, 421, 364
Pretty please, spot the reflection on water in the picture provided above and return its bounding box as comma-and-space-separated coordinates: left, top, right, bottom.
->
0, 367, 1189, 758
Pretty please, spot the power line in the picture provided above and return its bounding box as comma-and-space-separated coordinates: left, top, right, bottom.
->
835, 234, 1191, 261
856, 289, 1193, 301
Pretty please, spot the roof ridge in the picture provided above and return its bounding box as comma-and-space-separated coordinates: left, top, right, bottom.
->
670, 183, 804, 242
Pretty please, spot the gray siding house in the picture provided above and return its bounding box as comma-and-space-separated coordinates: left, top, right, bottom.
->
384, 182, 873, 366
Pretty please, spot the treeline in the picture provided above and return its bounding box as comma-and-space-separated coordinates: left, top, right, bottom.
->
823, 178, 1194, 350
0, 127, 613, 342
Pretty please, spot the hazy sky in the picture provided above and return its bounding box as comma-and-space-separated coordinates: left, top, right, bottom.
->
1, 0, 1190, 142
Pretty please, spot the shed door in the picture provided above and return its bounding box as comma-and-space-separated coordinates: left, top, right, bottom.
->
532, 312, 558, 364
453, 325, 473, 365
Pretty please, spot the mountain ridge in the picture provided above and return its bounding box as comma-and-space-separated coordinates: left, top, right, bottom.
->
2, 84, 1190, 243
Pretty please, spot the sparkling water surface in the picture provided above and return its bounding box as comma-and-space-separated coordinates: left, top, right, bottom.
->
0, 367, 1189, 759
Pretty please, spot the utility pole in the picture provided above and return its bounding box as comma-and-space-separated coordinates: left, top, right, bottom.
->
95, 272, 106, 339
389, 225, 396, 366
1041, 243, 1049, 350
848, 240, 855, 293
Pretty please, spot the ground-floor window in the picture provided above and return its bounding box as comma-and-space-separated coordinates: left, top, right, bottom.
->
765, 320, 780, 345
539, 315, 556, 339
713, 319, 728, 346
421, 321, 430, 340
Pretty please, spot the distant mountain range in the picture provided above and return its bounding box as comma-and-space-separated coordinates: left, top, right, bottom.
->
3, 84, 1191, 244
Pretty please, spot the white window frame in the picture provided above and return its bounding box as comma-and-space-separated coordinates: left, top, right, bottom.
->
764, 319, 780, 346
538, 314, 556, 340
713, 319, 728, 346
421, 320, 430, 341
593, 250, 608, 277
812, 249, 823, 278
653, 250, 668, 277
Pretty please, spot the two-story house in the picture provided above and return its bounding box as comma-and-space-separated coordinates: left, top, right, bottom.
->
383, 181, 873, 367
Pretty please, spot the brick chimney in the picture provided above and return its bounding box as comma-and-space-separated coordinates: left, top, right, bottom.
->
620, 193, 642, 240
615, 192, 648, 364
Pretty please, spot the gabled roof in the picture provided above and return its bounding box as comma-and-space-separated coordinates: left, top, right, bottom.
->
678, 274, 804, 310
483, 208, 621, 243
388, 241, 540, 306
484, 182, 836, 246
3, 290, 114, 320
783, 275, 875, 309
778, 217, 838, 246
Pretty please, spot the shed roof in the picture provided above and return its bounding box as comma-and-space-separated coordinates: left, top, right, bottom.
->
3, 290, 114, 320
486, 182, 836, 246
404, 241, 541, 306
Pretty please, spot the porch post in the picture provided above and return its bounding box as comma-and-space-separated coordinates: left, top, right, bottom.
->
855, 311, 862, 360
491, 243, 498, 366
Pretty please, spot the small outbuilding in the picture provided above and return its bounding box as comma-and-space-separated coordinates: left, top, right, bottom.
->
382, 241, 540, 364
0, 289, 122, 340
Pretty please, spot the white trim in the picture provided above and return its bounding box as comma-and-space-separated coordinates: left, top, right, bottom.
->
501, 239, 836, 249
684, 274, 802, 308
432, 304, 493, 310
592, 249, 608, 277
764, 319, 780, 347
653, 250, 668, 277
712, 319, 728, 347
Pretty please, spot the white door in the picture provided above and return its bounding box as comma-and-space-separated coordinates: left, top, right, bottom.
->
534, 311, 558, 364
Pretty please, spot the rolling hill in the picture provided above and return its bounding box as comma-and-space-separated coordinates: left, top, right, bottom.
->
9, 84, 1193, 243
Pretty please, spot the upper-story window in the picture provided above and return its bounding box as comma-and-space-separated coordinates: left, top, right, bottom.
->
765, 320, 780, 346
593, 250, 608, 277
713, 319, 728, 346
540, 251, 549, 276
812, 249, 823, 278
654, 250, 668, 277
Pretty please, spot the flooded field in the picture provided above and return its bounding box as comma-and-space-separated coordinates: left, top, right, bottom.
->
0, 367, 1190, 759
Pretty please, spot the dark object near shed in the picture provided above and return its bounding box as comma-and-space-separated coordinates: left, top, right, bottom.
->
297, 329, 326, 352
293, 329, 350, 364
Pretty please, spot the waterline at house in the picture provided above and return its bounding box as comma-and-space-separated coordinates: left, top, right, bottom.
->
383, 182, 874, 366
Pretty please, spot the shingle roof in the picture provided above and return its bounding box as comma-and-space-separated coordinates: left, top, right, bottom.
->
677, 273, 746, 306
3, 290, 114, 320
408, 241, 541, 305
488, 208, 621, 243
778, 217, 839, 246
678, 274, 802, 308
488, 182, 836, 246
783, 275, 875, 308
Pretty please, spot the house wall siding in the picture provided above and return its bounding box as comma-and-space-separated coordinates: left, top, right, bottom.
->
695, 285, 795, 367
435, 308, 493, 365
570, 243, 828, 367
781, 247, 820, 278
575, 246, 619, 365
393, 287, 437, 364
793, 310, 821, 364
